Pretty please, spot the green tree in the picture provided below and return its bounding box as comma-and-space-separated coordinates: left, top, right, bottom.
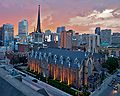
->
103, 57, 118, 74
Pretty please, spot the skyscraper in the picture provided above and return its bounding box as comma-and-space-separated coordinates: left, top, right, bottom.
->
45, 30, 51, 42
95, 27, 101, 35
2, 24, 14, 46
88, 34, 100, 53
72, 33, 79, 49
111, 33, 120, 46
100, 29, 111, 46
0, 27, 3, 46
57, 26, 65, 34
60, 30, 72, 49
51, 33, 56, 42
56, 26, 65, 47
18, 19, 28, 36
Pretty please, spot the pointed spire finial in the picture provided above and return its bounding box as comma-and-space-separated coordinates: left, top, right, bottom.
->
36, 5, 41, 33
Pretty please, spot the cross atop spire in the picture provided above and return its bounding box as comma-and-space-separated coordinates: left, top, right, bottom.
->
36, 5, 41, 33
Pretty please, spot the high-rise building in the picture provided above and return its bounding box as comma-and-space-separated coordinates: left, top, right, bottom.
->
95, 27, 101, 35
45, 30, 51, 36
0, 27, 3, 46
60, 30, 72, 49
88, 34, 100, 53
57, 26, 65, 34
72, 33, 79, 50
18, 19, 28, 36
111, 33, 120, 46
81, 34, 89, 45
51, 33, 57, 42
56, 26, 65, 47
45, 30, 51, 42
100, 29, 111, 47
2, 24, 14, 46
78, 34, 89, 52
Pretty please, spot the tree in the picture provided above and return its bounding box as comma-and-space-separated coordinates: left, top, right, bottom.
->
102, 57, 118, 74
19, 56, 28, 64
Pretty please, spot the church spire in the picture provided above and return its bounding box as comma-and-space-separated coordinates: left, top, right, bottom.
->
36, 5, 41, 33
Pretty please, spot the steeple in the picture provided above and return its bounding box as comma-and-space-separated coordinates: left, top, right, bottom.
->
36, 5, 41, 33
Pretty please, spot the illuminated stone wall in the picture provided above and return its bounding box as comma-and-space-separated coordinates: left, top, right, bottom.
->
28, 50, 97, 88
28, 59, 83, 88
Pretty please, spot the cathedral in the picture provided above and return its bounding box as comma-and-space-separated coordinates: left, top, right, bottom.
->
28, 48, 104, 88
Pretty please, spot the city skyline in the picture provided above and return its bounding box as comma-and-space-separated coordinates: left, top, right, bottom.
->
0, 0, 120, 35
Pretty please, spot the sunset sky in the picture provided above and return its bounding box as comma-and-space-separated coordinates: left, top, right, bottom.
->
0, 0, 120, 35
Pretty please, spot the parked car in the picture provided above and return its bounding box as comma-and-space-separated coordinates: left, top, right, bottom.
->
112, 78, 116, 82
113, 85, 118, 90
117, 80, 120, 84
20, 73, 26, 77
98, 87, 101, 90
32, 79, 38, 83
117, 74, 120, 77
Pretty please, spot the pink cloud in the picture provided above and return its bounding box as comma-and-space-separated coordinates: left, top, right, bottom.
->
0, 0, 120, 35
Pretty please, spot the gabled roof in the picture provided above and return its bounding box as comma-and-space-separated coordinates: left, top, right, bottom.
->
31, 48, 104, 69
32, 48, 89, 69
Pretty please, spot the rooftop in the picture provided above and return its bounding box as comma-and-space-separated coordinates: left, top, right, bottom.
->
0, 67, 44, 96
31, 48, 104, 69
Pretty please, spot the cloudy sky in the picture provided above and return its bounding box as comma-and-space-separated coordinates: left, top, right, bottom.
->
0, 0, 120, 35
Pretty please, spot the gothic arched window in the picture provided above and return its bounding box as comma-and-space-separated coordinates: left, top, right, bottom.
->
54, 55, 57, 63
31, 50, 34, 57
60, 56, 63, 65
44, 53, 46, 58
66, 57, 70, 67
74, 58, 80, 68
39, 52, 42, 60
35, 51, 38, 58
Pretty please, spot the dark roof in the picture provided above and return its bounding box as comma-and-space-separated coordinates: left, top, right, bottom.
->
94, 62, 103, 73
0, 68, 44, 96
93, 53, 105, 59
0, 76, 25, 96
37, 88, 49, 96
39, 48, 89, 60
31, 48, 104, 69
32, 48, 89, 69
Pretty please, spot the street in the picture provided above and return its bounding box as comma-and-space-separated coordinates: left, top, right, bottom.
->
91, 72, 120, 96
